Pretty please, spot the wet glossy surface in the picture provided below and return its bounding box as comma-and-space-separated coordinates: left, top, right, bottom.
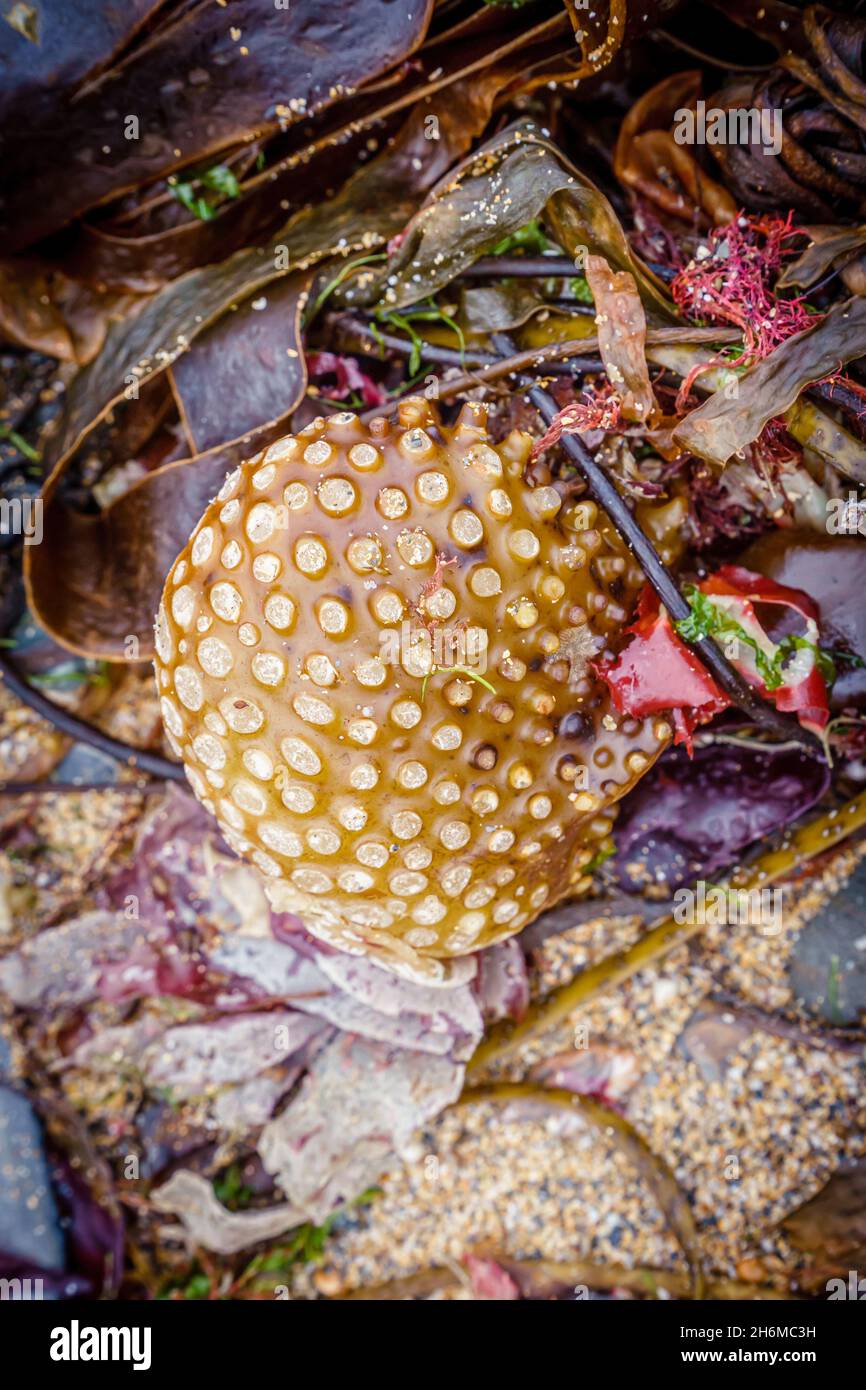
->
154, 397, 681, 978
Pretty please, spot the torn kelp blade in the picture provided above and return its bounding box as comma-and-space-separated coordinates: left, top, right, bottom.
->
0, 0, 162, 125
366, 120, 675, 323
39, 80, 497, 478
781, 1163, 866, 1293
613, 739, 830, 893
67, 121, 391, 294
0, 256, 143, 365
23, 85, 499, 660
458, 280, 555, 336
777, 225, 866, 291
170, 274, 311, 454
0, 0, 434, 251
25, 433, 275, 661
673, 297, 866, 466
613, 69, 738, 227
63, 8, 567, 292
648, 341, 866, 484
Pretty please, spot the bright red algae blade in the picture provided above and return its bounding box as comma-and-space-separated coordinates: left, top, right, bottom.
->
596, 566, 831, 752
702, 566, 831, 733
673, 297, 866, 465
596, 587, 729, 753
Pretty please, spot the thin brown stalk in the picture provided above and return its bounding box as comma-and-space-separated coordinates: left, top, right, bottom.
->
330, 313, 596, 375
333, 1260, 799, 1300
0, 651, 183, 782
459, 1083, 705, 1298
361, 326, 740, 420
526, 379, 825, 757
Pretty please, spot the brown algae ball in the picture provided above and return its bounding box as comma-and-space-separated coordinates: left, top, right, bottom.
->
154, 398, 673, 980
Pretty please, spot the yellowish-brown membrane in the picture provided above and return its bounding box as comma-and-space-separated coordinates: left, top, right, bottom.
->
154, 397, 683, 980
